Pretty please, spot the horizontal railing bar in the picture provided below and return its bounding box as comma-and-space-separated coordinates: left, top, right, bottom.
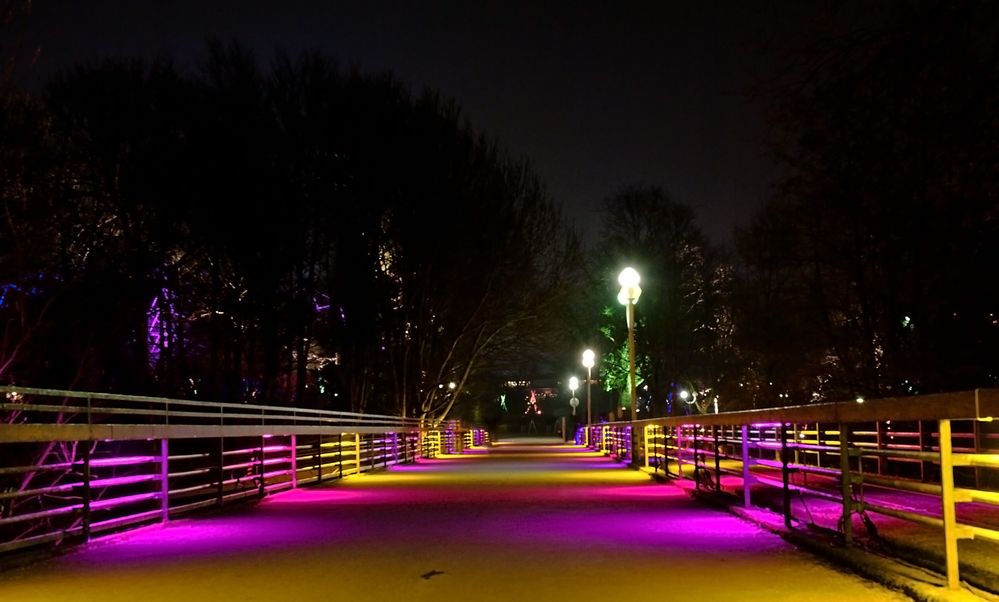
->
0, 461, 77, 475
615, 389, 999, 428
0, 529, 81, 555
862, 474, 942, 496
0, 503, 81, 525
169, 452, 212, 461
169, 468, 213, 479
0, 402, 419, 427
858, 501, 973, 537
169, 483, 216, 496
89, 509, 161, 534
970, 525, 999, 543
0, 424, 424, 443
89, 492, 159, 511
221, 447, 259, 457
0, 482, 77, 500
89, 474, 160, 488
90, 455, 159, 467
953, 453, 999, 468
958, 488, 999, 505
169, 498, 218, 515
0, 385, 425, 425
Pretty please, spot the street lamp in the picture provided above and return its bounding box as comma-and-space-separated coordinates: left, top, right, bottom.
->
582, 349, 595, 430
568, 376, 579, 416
618, 267, 641, 422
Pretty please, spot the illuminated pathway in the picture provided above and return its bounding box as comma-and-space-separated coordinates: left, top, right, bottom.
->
0, 438, 910, 602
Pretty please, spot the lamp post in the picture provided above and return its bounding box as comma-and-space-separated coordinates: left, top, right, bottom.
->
582, 349, 595, 446
617, 267, 642, 422
568, 376, 579, 416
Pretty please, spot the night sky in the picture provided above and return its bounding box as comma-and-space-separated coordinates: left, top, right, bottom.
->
4, 1, 871, 244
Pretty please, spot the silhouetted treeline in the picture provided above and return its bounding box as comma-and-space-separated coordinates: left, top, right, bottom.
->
735, 0, 999, 405
0, 43, 580, 419
5, 2, 998, 419
578, 1, 999, 413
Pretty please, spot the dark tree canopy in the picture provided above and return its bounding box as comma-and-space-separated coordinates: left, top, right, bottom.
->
736, 0, 999, 404
587, 186, 732, 416
5, 2, 999, 423
0, 44, 580, 421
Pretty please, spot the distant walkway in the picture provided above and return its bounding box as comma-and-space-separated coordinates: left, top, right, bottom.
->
0, 438, 908, 601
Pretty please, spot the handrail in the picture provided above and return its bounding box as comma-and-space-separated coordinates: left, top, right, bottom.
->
0, 387, 489, 556
0, 385, 422, 425
604, 389, 999, 428
0, 385, 431, 442
581, 388, 999, 591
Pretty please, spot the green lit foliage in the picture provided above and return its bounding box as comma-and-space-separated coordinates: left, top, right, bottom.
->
591, 186, 728, 416
597, 337, 640, 409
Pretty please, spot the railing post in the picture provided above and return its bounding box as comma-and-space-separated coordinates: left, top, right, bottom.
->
643, 424, 650, 468
939, 418, 961, 589
355, 433, 362, 475
677, 426, 685, 479
316, 434, 323, 483
630, 424, 638, 466
693, 425, 700, 485
258, 436, 266, 497
792, 423, 799, 468
741, 424, 752, 508
338, 434, 344, 477
919, 420, 931, 482
81, 439, 92, 541
160, 438, 170, 522
974, 417, 983, 489
839, 423, 853, 544
713, 425, 721, 492
217, 406, 225, 507
781, 423, 791, 528
290, 434, 297, 488
217, 437, 225, 507
875, 419, 884, 476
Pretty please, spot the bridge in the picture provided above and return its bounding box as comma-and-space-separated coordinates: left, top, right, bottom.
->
1, 387, 998, 601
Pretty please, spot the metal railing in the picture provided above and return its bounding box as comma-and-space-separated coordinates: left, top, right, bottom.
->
0, 386, 487, 555
581, 389, 999, 590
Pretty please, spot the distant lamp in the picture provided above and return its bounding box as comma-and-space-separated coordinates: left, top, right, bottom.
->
581, 349, 596, 443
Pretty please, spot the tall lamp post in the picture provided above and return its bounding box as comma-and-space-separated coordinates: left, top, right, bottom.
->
617, 267, 642, 422
582, 349, 595, 446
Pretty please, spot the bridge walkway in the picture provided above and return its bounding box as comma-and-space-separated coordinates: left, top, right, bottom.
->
0, 438, 918, 601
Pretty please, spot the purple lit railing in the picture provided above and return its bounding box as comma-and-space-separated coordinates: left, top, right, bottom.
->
576, 389, 999, 590
0, 386, 489, 555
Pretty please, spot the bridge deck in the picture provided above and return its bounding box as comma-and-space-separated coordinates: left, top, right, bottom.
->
0, 438, 912, 601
